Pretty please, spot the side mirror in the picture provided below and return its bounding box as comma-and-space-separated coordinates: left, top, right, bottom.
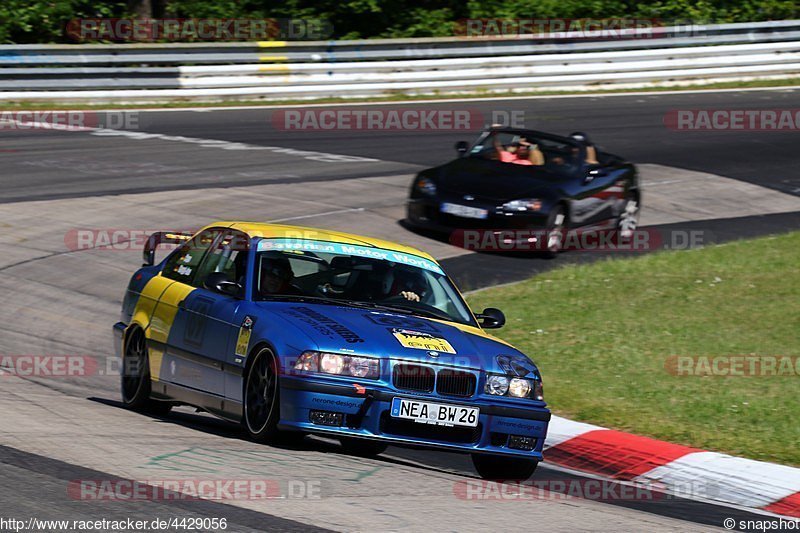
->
477, 307, 505, 329
204, 272, 241, 297
455, 141, 469, 156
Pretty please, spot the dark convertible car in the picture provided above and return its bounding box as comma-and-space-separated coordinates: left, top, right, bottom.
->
406, 127, 640, 254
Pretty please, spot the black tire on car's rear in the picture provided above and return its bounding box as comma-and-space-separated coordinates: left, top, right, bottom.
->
541, 205, 567, 257
339, 437, 389, 457
243, 346, 282, 443
121, 327, 172, 415
471, 453, 539, 480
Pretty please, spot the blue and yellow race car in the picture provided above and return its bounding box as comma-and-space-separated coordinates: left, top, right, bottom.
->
114, 222, 550, 479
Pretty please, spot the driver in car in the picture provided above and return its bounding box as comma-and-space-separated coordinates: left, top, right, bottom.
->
325, 263, 426, 302
259, 256, 303, 296
387, 268, 428, 303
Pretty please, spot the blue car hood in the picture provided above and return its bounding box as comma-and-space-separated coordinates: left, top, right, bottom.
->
256, 301, 528, 373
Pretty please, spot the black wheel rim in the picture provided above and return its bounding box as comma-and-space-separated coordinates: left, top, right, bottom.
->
122, 332, 146, 402
245, 350, 277, 433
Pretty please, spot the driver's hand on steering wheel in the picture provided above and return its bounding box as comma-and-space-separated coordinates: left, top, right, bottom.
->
400, 291, 420, 302
319, 283, 344, 296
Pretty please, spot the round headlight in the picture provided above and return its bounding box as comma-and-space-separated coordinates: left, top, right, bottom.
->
320, 353, 345, 375
508, 378, 532, 398
416, 176, 437, 196
485, 375, 509, 395
501, 199, 542, 212
349, 357, 377, 378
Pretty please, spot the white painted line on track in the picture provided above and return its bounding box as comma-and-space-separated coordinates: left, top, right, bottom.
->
1, 118, 379, 164
88, 128, 379, 163
269, 207, 366, 222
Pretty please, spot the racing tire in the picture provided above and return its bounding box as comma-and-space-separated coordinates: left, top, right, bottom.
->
243, 346, 282, 443
616, 193, 640, 240
120, 328, 172, 416
540, 205, 567, 258
339, 437, 389, 457
471, 454, 539, 480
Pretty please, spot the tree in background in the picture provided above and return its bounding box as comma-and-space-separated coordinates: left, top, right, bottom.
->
0, 0, 796, 43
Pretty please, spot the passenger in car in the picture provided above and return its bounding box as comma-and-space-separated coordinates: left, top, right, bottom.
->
569, 131, 599, 164
494, 137, 543, 166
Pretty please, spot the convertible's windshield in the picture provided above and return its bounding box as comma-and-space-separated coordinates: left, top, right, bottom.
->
254, 239, 477, 326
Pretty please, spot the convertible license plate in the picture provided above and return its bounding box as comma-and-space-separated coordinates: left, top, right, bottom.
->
390, 397, 479, 428
440, 202, 488, 219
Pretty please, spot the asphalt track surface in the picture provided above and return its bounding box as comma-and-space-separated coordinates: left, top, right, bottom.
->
3, 88, 800, 202
1, 89, 799, 532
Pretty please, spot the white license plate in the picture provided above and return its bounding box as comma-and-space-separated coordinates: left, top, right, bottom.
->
440, 202, 488, 219
390, 397, 479, 428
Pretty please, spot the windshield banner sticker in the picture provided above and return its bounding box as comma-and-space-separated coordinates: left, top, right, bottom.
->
257, 239, 444, 275
392, 328, 456, 354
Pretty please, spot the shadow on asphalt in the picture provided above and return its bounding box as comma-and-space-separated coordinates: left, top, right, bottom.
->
88, 396, 788, 532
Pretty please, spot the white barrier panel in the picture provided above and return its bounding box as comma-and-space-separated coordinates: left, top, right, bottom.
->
1, 21, 799, 102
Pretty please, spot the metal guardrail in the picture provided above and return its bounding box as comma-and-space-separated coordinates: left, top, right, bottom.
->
1, 20, 799, 102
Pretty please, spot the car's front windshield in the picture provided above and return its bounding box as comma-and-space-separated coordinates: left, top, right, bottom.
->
253, 238, 476, 327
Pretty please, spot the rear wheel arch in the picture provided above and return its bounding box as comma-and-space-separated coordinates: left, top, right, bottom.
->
120, 324, 171, 415
123, 322, 146, 354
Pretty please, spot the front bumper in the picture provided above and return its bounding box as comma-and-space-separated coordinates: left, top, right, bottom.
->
407, 199, 555, 252
407, 198, 549, 232
278, 376, 550, 460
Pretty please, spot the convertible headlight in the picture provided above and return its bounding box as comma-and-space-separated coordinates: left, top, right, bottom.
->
485, 375, 510, 395
501, 198, 542, 212
294, 351, 380, 379
415, 176, 437, 196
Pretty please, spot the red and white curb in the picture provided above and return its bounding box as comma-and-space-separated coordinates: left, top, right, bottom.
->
544, 415, 800, 518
